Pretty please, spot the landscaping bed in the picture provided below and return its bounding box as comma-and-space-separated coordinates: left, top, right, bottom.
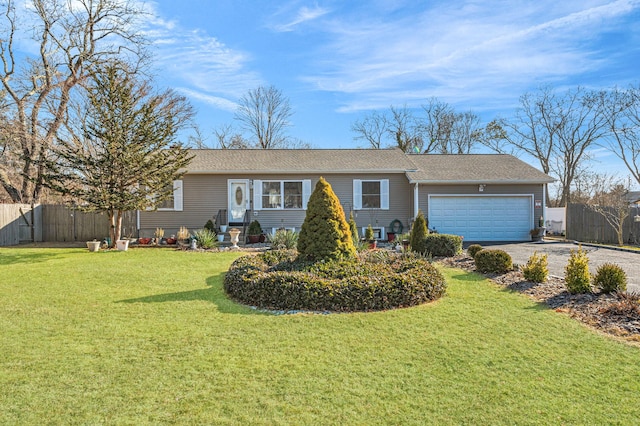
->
438, 254, 640, 343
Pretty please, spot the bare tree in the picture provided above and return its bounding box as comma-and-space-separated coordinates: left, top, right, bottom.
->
213, 124, 251, 149
420, 98, 482, 154
388, 105, 423, 153
351, 110, 389, 149
481, 86, 608, 206
0, 0, 147, 203
584, 175, 631, 246
234, 85, 292, 149
602, 86, 640, 186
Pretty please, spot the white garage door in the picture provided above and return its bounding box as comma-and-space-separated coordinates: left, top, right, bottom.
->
429, 196, 533, 241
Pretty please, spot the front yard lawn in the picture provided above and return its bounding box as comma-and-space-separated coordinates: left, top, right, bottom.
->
1, 248, 639, 424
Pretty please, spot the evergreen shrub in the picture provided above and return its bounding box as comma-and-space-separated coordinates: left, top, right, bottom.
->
224, 250, 447, 312
297, 177, 356, 261
564, 247, 591, 294
423, 234, 463, 257
522, 251, 549, 283
593, 263, 627, 293
409, 210, 428, 254
467, 244, 483, 258
474, 249, 513, 274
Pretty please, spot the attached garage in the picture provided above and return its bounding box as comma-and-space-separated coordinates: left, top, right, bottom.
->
428, 195, 533, 241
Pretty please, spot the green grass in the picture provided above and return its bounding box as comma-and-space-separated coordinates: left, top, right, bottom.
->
1, 247, 639, 425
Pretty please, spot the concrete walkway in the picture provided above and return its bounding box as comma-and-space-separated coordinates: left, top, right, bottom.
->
476, 240, 640, 294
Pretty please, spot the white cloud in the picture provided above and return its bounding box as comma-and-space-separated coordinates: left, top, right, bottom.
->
143, 2, 262, 111
302, 0, 640, 112
272, 5, 331, 32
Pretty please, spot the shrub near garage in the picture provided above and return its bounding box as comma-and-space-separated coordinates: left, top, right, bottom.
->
424, 234, 463, 257
565, 247, 591, 294
474, 249, 513, 274
467, 244, 483, 259
223, 250, 447, 312
522, 251, 549, 283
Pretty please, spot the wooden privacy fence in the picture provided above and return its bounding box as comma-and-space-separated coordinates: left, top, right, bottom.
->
566, 203, 640, 245
0, 204, 42, 246
41, 205, 137, 242
0, 204, 137, 246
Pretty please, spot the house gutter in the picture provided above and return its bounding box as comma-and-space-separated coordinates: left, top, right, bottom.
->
413, 182, 419, 220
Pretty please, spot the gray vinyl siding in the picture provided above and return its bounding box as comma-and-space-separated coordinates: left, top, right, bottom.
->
417, 183, 546, 229
139, 172, 413, 238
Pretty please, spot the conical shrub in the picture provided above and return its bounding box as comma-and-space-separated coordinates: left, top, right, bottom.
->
410, 210, 428, 254
348, 211, 359, 246
298, 177, 356, 261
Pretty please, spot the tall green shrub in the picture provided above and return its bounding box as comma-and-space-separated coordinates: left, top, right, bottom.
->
522, 251, 548, 283
410, 210, 428, 254
348, 212, 359, 245
564, 247, 591, 294
297, 177, 356, 261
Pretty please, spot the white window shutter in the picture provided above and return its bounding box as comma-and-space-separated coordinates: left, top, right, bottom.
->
302, 179, 312, 209
253, 180, 262, 210
353, 180, 362, 210
380, 179, 389, 210
173, 180, 183, 211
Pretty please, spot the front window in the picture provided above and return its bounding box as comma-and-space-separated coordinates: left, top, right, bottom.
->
157, 183, 175, 209
262, 181, 303, 209
362, 181, 381, 208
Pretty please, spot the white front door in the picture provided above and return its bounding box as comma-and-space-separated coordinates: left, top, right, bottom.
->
228, 180, 250, 224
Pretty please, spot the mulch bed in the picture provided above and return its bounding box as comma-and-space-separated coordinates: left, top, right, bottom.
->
437, 255, 640, 344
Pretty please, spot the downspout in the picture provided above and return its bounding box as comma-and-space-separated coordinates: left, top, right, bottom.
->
136, 210, 140, 238
413, 182, 419, 220
542, 184, 547, 236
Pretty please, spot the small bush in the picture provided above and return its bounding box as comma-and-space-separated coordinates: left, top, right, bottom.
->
268, 229, 299, 250
204, 219, 215, 232
224, 250, 447, 312
192, 228, 218, 249
348, 212, 359, 246
474, 249, 513, 274
522, 251, 549, 283
365, 224, 375, 241
247, 220, 262, 236
467, 244, 483, 258
423, 234, 463, 257
593, 263, 627, 293
564, 247, 591, 294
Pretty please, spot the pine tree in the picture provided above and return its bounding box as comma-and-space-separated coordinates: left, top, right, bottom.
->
348, 212, 359, 245
298, 177, 356, 261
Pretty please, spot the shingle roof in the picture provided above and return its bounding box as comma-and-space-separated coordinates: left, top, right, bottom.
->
405, 154, 555, 184
187, 148, 414, 173
185, 149, 554, 184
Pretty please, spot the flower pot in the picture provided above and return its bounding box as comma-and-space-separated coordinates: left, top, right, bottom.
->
86, 241, 101, 252
387, 232, 395, 242
220, 225, 228, 232
138, 237, 152, 245
247, 235, 261, 244
368, 240, 377, 249
217, 234, 225, 242
116, 239, 129, 251
166, 237, 177, 245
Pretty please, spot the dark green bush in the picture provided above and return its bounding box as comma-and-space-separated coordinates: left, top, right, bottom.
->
410, 210, 428, 254
247, 220, 262, 236
224, 250, 447, 312
474, 249, 513, 274
423, 234, 463, 257
522, 251, 548, 283
204, 219, 215, 232
467, 244, 483, 258
565, 247, 591, 294
594, 263, 627, 293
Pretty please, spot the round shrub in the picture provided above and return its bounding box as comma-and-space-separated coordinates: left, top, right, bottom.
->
594, 263, 627, 293
423, 234, 463, 257
467, 244, 483, 259
522, 251, 549, 283
564, 247, 591, 294
474, 249, 513, 274
224, 250, 447, 312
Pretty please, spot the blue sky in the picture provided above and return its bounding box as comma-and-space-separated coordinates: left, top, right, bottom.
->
146, 1, 639, 175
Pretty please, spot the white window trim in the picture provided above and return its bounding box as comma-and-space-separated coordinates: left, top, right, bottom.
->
353, 179, 389, 210
157, 180, 183, 212
253, 179, 311, 210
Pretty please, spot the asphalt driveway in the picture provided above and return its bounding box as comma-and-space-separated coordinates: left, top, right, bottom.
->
476, 241, 640, 294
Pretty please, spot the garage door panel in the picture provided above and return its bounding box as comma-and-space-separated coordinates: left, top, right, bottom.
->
429, 196, 532, 242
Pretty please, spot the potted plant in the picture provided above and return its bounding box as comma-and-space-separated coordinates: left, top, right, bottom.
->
365, 224, 376, 249
530, 228, 544, 242
86, 239, 101, 252
176, 226, 190, 245
166, 235, 177, 245
154, 227, 164, 245
246, 220, 262, 244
